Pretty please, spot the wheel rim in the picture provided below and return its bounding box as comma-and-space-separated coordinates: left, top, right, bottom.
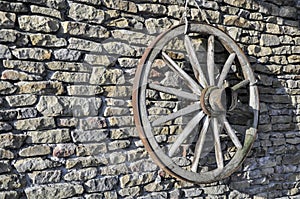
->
133, 23, 259, 183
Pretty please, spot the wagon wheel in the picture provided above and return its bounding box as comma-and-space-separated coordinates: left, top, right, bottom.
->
133, 23, 259, 184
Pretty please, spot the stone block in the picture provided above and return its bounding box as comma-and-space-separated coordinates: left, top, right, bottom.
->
68, 2, 104, 24
108, 140, 130, 151
100, 163, 128, 176
0, 149, 14, 159
1, 70, 42, 81
120, 172, 156, 188
16, 108, 38, 119
66, 156, 108, 169
103, 86, 132, 98
57, 118, 78, 128
0, 161, 12, 174
85, 177, 118, 193
68, 37, 102, 53
51, 71, 90, 83
53, 143, 76, 158
30, 34, 67, 47
137, 4, 167, 14
0, 44, 11, 59
279, 6, 297, 18
247, 45, 272, 57
84, 54, 116, 66
71, 129, 107, 143
0, 174, 25, 191
118, 186, 140, 197
3, 60, 46, 75
18, 15, 59, 33
145, 17, 178, 34
30, 5, 62, 19
112, 30, 155, 46
0, 133, 26, 149
76, 143, 107, 156
109, 152, 126, 164
14, 117, 55, 131
13, 157, 59, 173
12, 48, 51, 61
260, 34, 280, 46
224, 15, 251, 28
90, 67, 125, 85
25, 183, 84, 199
61, 21, 109, 39
53, 49, 81, 61
0, 11, 16, 28
19, 145, 51, 157
288, 55, 300, 63
46, 61, 91, 72
27, 129, 71, 144
0, 191, 18, 198
0, 81, 16, 95
6, 94, 37, 107
67, 85, 103, 96
0, 1, 28, 12
102, 0, 137, 12
28, 170, 61, 184
64, 167, 97, 181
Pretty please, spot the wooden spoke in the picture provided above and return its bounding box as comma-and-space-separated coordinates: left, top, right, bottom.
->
232, 79, 250, 91
212, 118, 224, 168
152, 102, 201, 127
184, 35, 208, 88
217, 53, 236, 88
162, 52, 202, 95
207, 35, 215, 86
191, 116, 211, 172
223, 118, 242, 149
148, 83, 199, 101
169, 111, 205, 157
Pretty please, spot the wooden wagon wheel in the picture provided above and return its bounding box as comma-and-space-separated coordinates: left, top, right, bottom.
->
132, 23, 259, 183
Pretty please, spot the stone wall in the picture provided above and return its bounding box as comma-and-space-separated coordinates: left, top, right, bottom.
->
0, 0, 299, 198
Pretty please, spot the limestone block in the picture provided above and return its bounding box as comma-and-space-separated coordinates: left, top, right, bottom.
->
260, 34, 280, 46
3, 60, 46, 75
14, 117, 56, 131
0, 133, 26, 149
19, 145, 51, 157
0, 29, 17, 42
1, 70, 42, 81
67, 85, 103, 96
0, 161, 12, 174
111, 30, 155, 46
53, 49, 81, 61
0, 174, 25, 191
103, 42, 137, 56
66, 156, 108, 169
145, 17, 178, 34
76, 143, 107, 156
57, 118, 78, 128
288, 55, 300, 63
90, 67, 125, 85
102, 0, 137, 12
25, 183, 84, 199
28, 170, 61, 184
17, 81, 64, 95
52, 143, 76, 158
119, 186, 140, 197
18, 15, 60, 33
64, 167, 97, 181
224, 15, 251, 28
0, 191, 18, 198
0, 149, 14, 159
0, 1, 28, 12
51, 71, 90, 83
71, 129, 107, 143
73, 0, 102, 5
46, 61, 91, 72
108, 140, 130, 151
0, 11, 16, 28
272, 46, 292, 55
247, 45, 272, 57
6, 94, 37, 107
0, 44, 11, 59
68, 37, 102, 53
103, 86, 132, 98
119, 172, 156, 188
0, 81, 16, 95
109, 152, 126, 164
118, 58, 139, 68
137, 4, 167, 14
100, 163, 128, 176
12, 48, 51, 61
16, 108, 38, 120
30, 34, 67, 47
13, 157, 60, 173
85, 177, 118, 192
266, 23, 281, 34
84, 54, 116, 66
30, 5, 62, 19
269, 56, 288, 64
61, 21, 109, 39
26, 129, 71, 144
279, 6, 297, 18
68, 2, 104, 24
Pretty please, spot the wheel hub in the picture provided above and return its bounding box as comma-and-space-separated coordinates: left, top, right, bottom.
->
200, 86, 237, 116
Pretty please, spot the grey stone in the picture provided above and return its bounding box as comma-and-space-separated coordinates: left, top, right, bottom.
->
66, 156, 108, 169
108, 116, 134, 127
137, 4, 167, 14
16, 108, 38, 119
57, 118, 78, 128
279, 6, 297, 18
78, 116, 106, 130
76, 143, 107, 156
0, 11, 16, 28
53, 143, 76, 158
64, 168, 97, 181
129, 160, 158, 173
68, 2, 104, 24
61, 21, 109, 39
288, 55, 300, 63
104, 107, 130, 117
0, 44, 11, 59
19, 145, 51, 157
30, 34, 67, 47
100, 163, 128, 176
25, 183, 84, 199
85, 177, 118, 193
102, 0, 137, 12
0, 191, 18, 198
12, 48, 51, 61
28, 170, 61, 184
1, 70, 42, 81
0, 81, 16, 95
53, 49, 81, 61
13, 157, 59, 173
72, 0, 102, 5
224, 15, 251, 28
46, 61, 91, 72
118, 58, 139, 68
37, 96, 102, 117
51, 71, 90, 83
0, 149, 14, 159
120, 172, 156, 188
90, 67, 125, 85
14, 117, 56, 131
108, 140, 130, 151
112, 30, 155, 46
260, 34, 280, 46
27, 129, 71, 144
270, 56, 288, 64
109, 152, 126, 164
145, 17, 178, 34
17, 81, 64, 95
68, 37, 102, 52
84, 54, 116, 66
71, 129, 107, 143
0, 174, 25, 191
203, 185, 229, 195
0, 1, 28, 12
30, 5, 62, 19
3, 60, 46, 75
6, 94, 37, 107
0, 29, 17, 43
103, 42, 138, 57
0, 133, 26, 149
67, 85, 103, 96
103, 86, 132, 98
247, 45, 272, 56
0, 110, 18, 121
183, 188, 203, 197
18, 15, 60, 33
0, 161, 12, 174
119, 186, 140, 197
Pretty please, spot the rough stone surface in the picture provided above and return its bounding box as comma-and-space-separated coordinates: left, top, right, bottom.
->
6, 94, 37, 107
12, 48, 51, 61
18, 15, 60, 33
26, 129, 71, 144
